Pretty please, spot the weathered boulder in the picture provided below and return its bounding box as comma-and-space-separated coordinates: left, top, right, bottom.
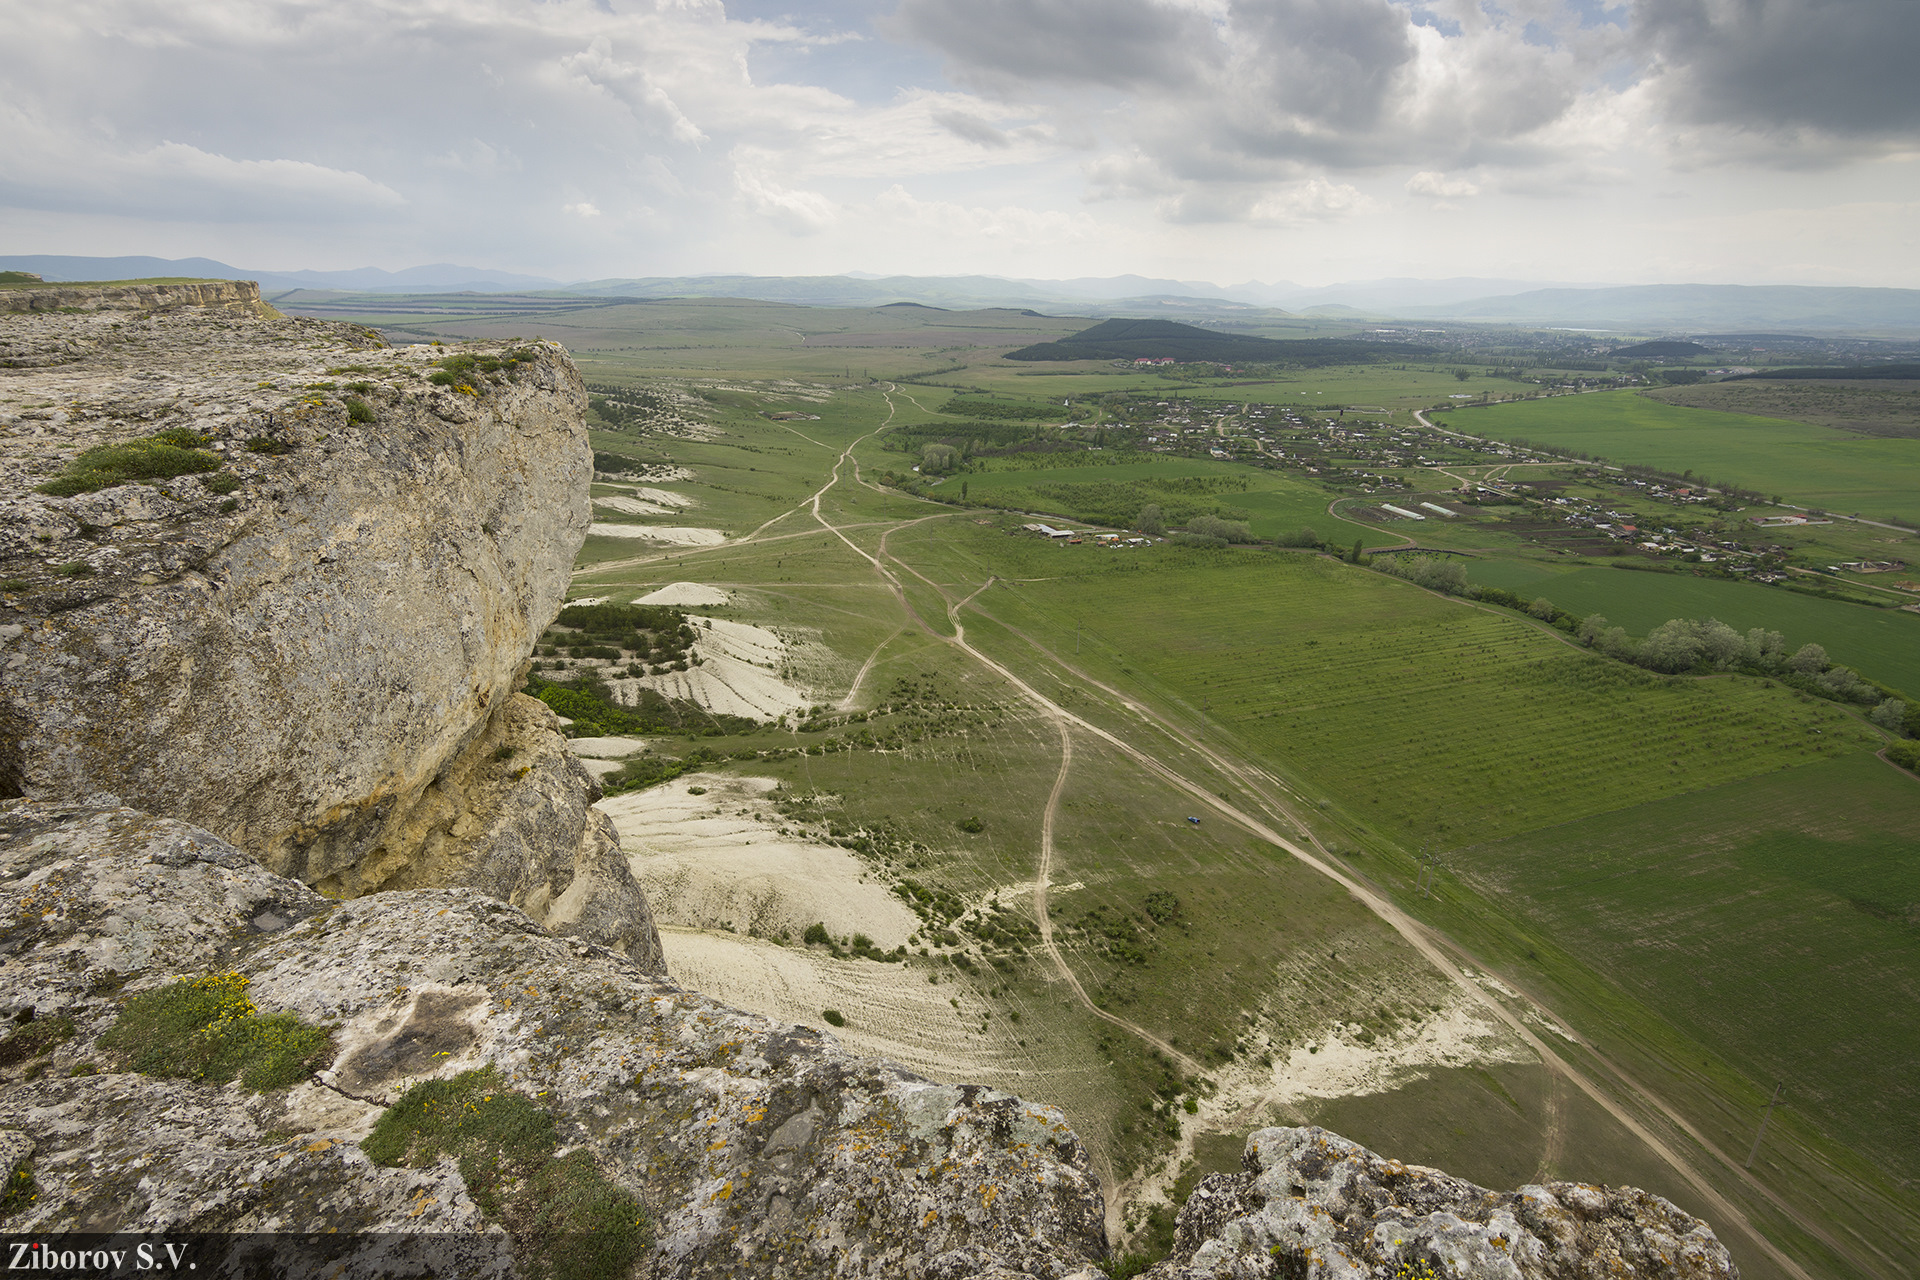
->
0, 301, 658, 960
1143, 1126, 1736, 1280
0, 800, 1109, 1279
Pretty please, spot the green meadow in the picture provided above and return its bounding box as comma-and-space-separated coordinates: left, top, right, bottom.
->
924, 453, 1337, 539
887, 530, 1882, 847
1451, 752, 1920, 1191
1441, 390, 1920, 525
1435, 754, 1920, 1276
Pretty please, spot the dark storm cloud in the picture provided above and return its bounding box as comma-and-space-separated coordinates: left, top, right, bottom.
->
1637, 0, 1920, 139
933, 110, 1014, 147
1225, 0, 1415, 134
891, 0, 1593, 177
886, 0, 1218, 92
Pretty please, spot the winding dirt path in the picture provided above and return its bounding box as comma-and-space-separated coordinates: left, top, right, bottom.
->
837, 626, 904, 712
921, 591, 1834, 1280
1325, 495, 1418, 551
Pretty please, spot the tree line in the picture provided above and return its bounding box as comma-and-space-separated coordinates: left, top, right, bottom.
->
1373, 555, 1918, 735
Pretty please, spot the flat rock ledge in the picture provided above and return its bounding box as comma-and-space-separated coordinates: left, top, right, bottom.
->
0, 800, 1108, 1279
1144, 1126, 1737, 1280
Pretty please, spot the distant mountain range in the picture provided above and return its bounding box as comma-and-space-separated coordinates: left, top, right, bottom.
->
8, 255, 1919, 333
1392, 283, 1920, 332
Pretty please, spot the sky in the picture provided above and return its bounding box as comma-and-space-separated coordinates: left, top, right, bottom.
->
3, 0, 1917, 287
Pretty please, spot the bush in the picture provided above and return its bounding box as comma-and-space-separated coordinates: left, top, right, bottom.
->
1185, 513, 1253, 543
821, 1009, 846, 1027
38, 434, 223, 496
1871, 698, 1913, 736
957, 816, 984, 833
1788, 642, 1829, 675
343, 396, 375, 423
803, 922, 831, 946
1377, 555, 1467, 595
1169, 532, 1227, 549
1886, 740, 1920, 773
204, 471, 240, 495
100, 972, 330, 1090
364, 1067, 651, 1280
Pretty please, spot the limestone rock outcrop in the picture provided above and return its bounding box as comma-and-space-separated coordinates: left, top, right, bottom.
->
0, 298, 658, 960
0, 278, 277, 317
0, 800, 1109, 1279
1143, 1126, 1737, 1280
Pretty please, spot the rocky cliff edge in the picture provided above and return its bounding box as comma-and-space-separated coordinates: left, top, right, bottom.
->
0, 300, 658, 962
0, 278, 278, 320
0, 800, 1110, 1280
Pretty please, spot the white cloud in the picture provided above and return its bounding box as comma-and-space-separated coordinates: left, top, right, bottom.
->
1248, 178, 1373, 223
563, 202, 602, 218
734, 164, 839, 234
1406, 171, 1480, 198
429, 140, 521, 177
873, 184, 1101, 244
0, 105, 404, 222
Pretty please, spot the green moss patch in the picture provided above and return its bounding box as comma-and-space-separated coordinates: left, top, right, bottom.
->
99, 972, 330, 1090
37, 431, 223, 496
0, 1016, 75, 1068
363, 1068, 650, 1280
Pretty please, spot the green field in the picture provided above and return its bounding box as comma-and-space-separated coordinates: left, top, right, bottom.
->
1442, 753, 1920, 1274
1441, 391, 1920, 525
894, 533, 1883, 846
473, 303, 1920, 1276
919, 454, 1337, 539
1453, 753, 1920, 1185
1464, 559, 1920, 695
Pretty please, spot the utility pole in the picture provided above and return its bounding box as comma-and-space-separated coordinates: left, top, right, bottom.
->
1746, 1083, 1783, 1169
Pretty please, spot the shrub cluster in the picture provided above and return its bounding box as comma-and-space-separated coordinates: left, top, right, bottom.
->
100, 971, 330, 1090
427, 348, 540, 393
363, 1067, 650, 1280
1182, 513, 1254, 543
37, 428, 222, 496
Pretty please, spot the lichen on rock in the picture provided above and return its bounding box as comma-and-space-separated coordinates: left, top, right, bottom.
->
1142, 1126, 1737, 1280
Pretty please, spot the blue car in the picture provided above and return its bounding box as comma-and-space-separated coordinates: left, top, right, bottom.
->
1186, 816, 1201, 825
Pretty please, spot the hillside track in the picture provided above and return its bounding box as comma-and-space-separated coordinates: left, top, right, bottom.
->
928, 590, 1844, 1280
828, 489, 1834, 1276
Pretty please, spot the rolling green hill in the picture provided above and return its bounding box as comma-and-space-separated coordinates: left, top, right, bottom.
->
1005, 318, 1429, 365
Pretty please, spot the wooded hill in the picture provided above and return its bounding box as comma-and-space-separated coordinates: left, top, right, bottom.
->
1004, 318, 1429, 365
